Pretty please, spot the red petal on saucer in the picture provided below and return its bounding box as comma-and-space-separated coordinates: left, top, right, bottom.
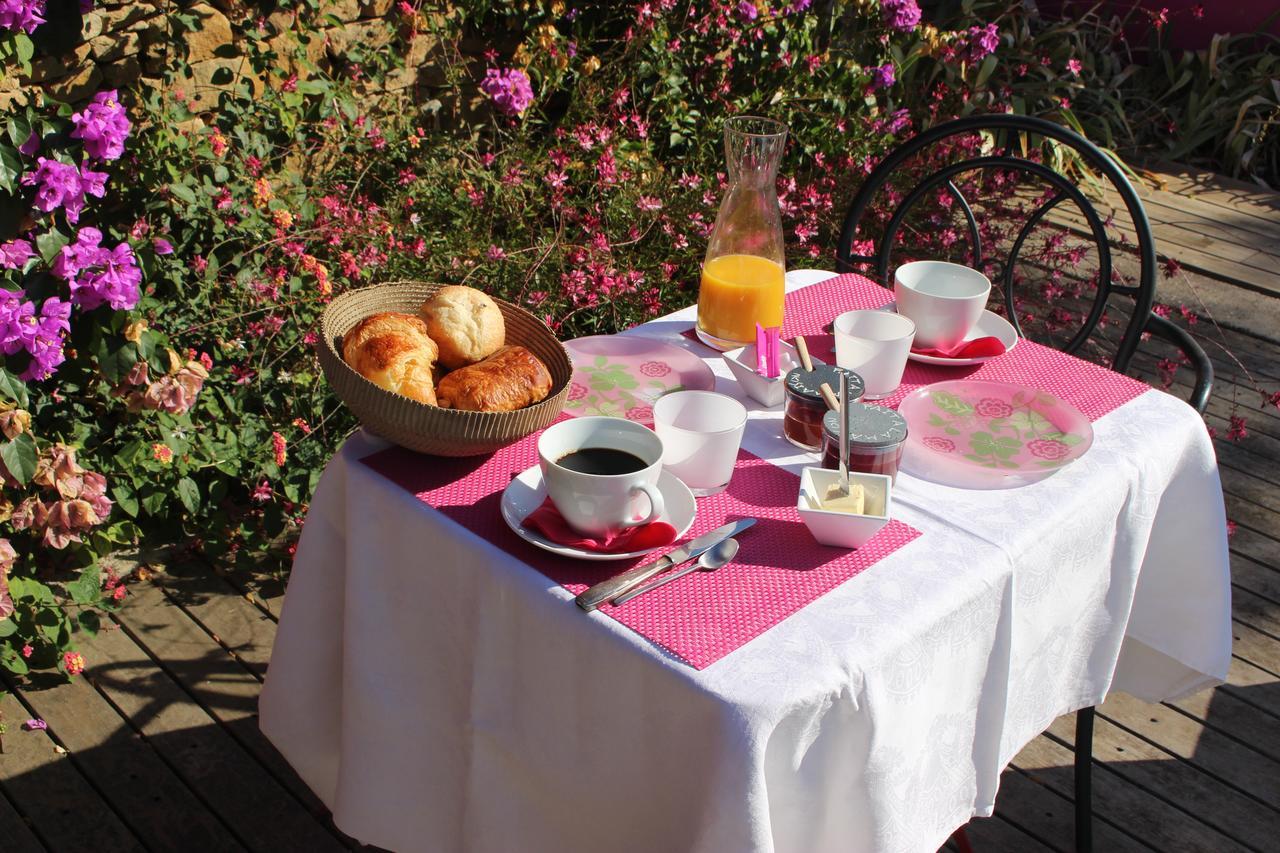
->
911, 336, 1007, 359
522, 497, 678, 554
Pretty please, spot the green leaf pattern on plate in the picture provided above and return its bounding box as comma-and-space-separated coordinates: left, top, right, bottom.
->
564, 357, 684, 419
926, 388, 1085, 470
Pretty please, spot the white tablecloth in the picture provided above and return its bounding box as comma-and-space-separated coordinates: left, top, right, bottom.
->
260, 271, 1231, 852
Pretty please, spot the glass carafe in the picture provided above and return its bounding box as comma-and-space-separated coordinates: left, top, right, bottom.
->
696, 115, 788, 351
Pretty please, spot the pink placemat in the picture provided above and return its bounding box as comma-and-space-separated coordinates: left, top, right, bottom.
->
360, 424, 921, 669
687, 273, 1151, 421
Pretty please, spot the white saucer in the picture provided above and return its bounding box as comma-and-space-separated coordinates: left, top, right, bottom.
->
895, 306, 1020, 366
500, 465, 697, 562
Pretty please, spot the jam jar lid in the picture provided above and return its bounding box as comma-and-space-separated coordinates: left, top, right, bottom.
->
822, 403, 908, 448
784, 363, 863, 402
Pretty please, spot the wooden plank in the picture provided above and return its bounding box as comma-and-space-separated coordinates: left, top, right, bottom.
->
1012, 730, 1244, 851
0, 779, 46, 853
0, 691, 143, 853
1098, 692, 1280, 813
151, 560, 277, 680
1046, 714, 1280, 849
1139, 162, 1280, 221
13, 649, 246, 852
959, 810, 1060, 853
89, 593, 347, 853
109, 578, 336, 815
1230, 620, 1280, 677
1233, 554, 1280, 609
1171, 686, 1280, 766
1233, 587, 1280, 642
991, 762, 1150, 852
1221, 656, 1280, 719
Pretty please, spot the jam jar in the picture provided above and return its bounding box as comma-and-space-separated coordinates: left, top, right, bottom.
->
821, 403, 908, 482
783, 363, 863, 451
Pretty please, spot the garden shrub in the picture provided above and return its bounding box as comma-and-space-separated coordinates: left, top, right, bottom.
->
0, 0, 1273, 682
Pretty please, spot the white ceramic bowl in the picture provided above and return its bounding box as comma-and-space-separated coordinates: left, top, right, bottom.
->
796, 467, 891, 549
893, 260, 991, 350
722, 341, 820, 407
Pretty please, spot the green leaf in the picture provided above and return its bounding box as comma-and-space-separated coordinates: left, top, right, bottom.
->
78, 610, 101, 636
0, 145, 22, 194
0, 367, 28, 407
112, 482, 139, 518
169, 182, 197, 204
0, 617, 17, 638
2, 645, 29, 675
68, 567, 100, 606
0, 433, 37, 485
177, 477, 200, 514
36, 227, 70, 265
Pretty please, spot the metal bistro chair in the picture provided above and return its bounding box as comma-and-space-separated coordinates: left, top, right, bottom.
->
835, 114, 1213, 851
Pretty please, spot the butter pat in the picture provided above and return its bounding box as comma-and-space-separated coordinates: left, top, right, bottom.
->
821, 482, 866, 515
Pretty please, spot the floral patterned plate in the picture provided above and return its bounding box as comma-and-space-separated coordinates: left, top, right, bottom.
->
897, 379, 1094, 490
563, 335, 716, 423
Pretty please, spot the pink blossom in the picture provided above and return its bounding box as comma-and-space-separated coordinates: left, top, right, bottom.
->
479, 67, 535, 115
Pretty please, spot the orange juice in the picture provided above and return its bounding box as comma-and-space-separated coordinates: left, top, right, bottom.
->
697, 254, 786, 348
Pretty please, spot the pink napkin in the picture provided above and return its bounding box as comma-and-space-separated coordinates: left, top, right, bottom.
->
522, 498, 678, 553
910, 336, 1007, 359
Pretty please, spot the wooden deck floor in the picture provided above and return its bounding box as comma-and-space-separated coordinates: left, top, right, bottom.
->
2, 165, 1278, 852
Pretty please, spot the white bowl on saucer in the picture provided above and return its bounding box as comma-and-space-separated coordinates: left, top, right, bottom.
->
894, 260, 991, 350
723, 341, 820, 407
796, 467, 891, 549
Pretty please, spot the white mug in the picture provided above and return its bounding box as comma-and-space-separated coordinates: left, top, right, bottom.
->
833, 310, 915, 399
537, 417, 666, 538
893, 260, 991, 350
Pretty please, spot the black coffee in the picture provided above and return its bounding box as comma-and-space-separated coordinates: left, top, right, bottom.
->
556, 447, 647, 476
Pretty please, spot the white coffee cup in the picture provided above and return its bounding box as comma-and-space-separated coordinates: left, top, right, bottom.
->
833, 310, 916, 400
537, 416, 666, 538
893, 260, 991, 350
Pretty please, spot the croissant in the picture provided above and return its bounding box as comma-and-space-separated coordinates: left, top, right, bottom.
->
436, 345, 552, 412
342, 312, 439, 405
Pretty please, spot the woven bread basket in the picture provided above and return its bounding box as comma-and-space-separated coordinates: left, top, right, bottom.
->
319, 280, 571, 456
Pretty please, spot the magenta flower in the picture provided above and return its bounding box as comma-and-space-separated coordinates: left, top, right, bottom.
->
964, 23, 1000, 62
880, 0, 921, 32
71, 89, 131, 161
0, 238, 33, 270
52, 228, 142, 311
479, 67, 534, 115
1067, 58, 1083, 75
21, 158, 108, 224
153, 237, 174, 255
22, 718, 47, 731
870, 62, 895, 90
0, 0, 45, 33
735, 0, 758, 21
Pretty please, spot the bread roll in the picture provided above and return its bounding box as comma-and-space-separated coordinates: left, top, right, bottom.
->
342, 312, 439, 405
436, 345, 553, 412
419, 285, 505, 369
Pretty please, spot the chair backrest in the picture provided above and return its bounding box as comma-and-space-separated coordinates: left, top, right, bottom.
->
835, 114, 1158, 377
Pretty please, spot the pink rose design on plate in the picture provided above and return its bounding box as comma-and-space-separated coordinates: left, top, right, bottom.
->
626, 405, 653, 421
568, 381, 589, 401
639, 360, 671, 378
1027, 438, 1071, 460
922, 436, 956, 453
974, 397, 1013, 419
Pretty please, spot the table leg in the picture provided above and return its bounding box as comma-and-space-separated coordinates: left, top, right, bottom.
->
1074, 706, 1095, 853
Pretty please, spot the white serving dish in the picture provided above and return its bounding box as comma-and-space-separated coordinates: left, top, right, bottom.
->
796, 467, 892, 549
722, 341, 821, 407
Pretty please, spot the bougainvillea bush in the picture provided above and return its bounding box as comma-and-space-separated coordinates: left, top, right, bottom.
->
0, 0, 1273, 681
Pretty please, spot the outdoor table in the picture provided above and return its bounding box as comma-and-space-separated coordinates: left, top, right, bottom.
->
259, 270, 1232, 853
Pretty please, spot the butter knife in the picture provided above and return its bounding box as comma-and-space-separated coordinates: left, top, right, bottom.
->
574, 518, 757, 611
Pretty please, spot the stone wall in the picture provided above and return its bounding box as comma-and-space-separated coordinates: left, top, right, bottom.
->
0, 0, 432, 112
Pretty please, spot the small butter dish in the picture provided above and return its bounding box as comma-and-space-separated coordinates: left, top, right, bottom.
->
797, 467, 891, 548
723, 342, 819, 407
